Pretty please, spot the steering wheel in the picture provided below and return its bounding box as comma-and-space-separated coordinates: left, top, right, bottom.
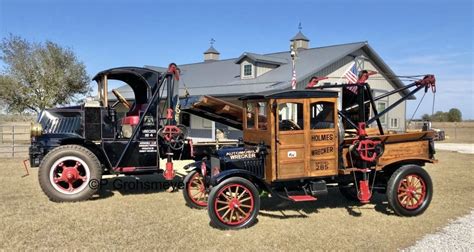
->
112, 89, 131, 109
280, 119, 301, 130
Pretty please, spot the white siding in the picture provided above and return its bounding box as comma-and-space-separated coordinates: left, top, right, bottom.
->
298, 51, 407, 132
256, 62, 276, 77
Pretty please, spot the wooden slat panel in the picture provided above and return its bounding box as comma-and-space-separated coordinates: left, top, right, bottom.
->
378, 140, 430, 166
278, 148, 305, 163
309, 145, 336, 160
341, 140, 432, 170
310, 131, 337, 147
277, 161, 305, 179
278, 133, 305, 145
309, 159, 338, 177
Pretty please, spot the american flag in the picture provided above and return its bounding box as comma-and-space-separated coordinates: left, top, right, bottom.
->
291, 70, 296, 89
344, 62, 359, 94
291, 66, 297, 90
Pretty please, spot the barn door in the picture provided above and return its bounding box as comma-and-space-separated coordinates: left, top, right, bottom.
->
276, 100, 307, 180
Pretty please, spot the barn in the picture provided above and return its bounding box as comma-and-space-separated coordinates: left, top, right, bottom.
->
113, 30, 413, 142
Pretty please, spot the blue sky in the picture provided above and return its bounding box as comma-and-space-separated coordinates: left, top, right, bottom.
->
1, 0, 473, 118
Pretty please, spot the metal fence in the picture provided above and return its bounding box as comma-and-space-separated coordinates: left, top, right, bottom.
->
0, 125, 30, 158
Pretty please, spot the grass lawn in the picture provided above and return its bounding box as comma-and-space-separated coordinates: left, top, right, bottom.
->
0, 150, 473, 250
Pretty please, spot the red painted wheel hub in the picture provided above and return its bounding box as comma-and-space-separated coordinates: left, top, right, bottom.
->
214, 184, 254, 226
397, 174, 426, 210
52, 160, 88, 193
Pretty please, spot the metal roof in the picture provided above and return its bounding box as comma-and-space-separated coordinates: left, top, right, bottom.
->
290, 31, 310, 41
204, 46, 220, 54
234, 52, 288, 65
107, 41, 414, 100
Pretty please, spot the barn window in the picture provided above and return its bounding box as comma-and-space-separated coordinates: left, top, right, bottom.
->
243, 64, 253, 77
390, 118, 399, 128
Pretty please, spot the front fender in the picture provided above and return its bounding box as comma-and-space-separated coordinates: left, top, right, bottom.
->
183, 160, 203, 171
210, 169, 270, 192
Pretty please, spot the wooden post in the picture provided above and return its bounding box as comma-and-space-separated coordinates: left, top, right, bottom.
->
454, 122, 457, 140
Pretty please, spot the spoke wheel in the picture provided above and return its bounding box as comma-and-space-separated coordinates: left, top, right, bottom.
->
183, 170, 208, 209
396, 174, 426, 209
387, 165, 432, 216
208, 177, 260, 229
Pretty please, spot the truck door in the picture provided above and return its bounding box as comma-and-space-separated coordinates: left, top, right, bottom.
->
276, 100, 307, 180
307, 98, 339, 177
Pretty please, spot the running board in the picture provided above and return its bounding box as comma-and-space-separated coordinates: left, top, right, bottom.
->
288, 195, 317, 202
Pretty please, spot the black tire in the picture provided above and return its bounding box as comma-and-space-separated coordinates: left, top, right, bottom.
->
183, 170, 208, 209
208, 177, 260, 229
386, 165, 433, 216
338, 183, 359, 201
38, 145, 102, 202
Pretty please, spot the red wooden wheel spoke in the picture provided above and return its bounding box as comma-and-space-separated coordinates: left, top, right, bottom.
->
240, 197, 251, 203
235, 206, 247, 216
214, 183, 254, 226
397, 174, 426, 210
217, 205, 230, 212
229, 209, 235, 222
191, 191, 202, 198
221, 208, 232, 220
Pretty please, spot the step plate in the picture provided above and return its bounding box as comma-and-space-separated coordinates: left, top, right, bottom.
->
288, 195, 317, 202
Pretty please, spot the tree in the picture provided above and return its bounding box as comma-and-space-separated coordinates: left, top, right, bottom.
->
0, 34, 90, 114
421, 114, 431, 121
447, 108, 462, 122
431, 111, 448, 122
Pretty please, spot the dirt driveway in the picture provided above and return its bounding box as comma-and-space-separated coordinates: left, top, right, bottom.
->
1, 150, 473, 250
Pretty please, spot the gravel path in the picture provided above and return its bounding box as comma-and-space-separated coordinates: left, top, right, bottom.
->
405, 210, 474, 251
435, 143, 474, 154
405, 143, 474, 251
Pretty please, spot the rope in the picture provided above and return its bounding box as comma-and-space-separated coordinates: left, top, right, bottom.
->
408, 91, 426, 124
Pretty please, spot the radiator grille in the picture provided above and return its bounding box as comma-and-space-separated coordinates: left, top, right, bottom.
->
243, 157, 265, 178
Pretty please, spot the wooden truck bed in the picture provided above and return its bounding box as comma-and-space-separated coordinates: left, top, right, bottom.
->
340, 131, 436, 174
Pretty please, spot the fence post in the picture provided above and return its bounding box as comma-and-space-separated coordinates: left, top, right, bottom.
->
12, 125, 15, 158
454, 123, 457, 140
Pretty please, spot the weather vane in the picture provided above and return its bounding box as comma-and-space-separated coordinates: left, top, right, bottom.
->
210, 38, 215, 46
298, 22, 302, 31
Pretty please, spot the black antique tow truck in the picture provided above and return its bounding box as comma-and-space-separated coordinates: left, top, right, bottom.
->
29, 66, 192, 202
180, 75, 437, 229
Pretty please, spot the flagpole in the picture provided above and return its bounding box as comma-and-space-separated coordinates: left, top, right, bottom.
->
290, 43, 297, 90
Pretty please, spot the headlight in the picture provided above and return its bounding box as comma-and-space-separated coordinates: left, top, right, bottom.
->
30, 123, 43, 137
